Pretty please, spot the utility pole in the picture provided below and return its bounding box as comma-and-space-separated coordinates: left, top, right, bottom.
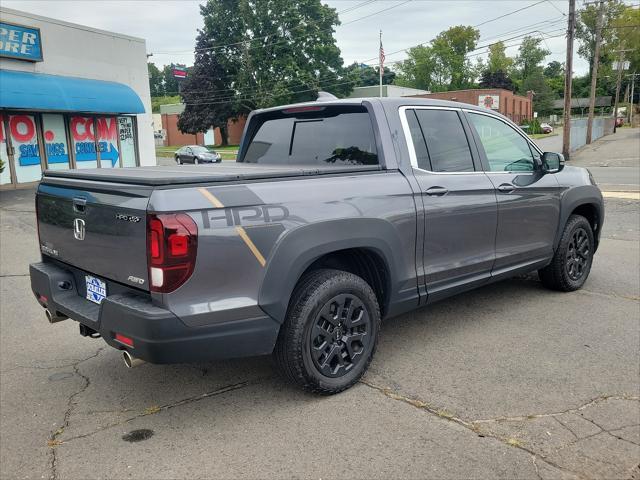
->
586, 0, 604, 144
379, 30, 383, 98
563, 0, 576, 160
630, 72, 637, 126
612, 50, 631, 133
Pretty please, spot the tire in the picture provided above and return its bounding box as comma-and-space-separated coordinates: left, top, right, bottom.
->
274, 269, 381, 395
175, 156, 181, 165
194, 157, 199, 164
539, 214, 594, 292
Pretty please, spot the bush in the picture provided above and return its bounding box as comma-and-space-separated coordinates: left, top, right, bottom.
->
520, 118, 542, 134
0, 157, 4, 174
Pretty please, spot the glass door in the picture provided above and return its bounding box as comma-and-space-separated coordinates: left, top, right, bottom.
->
42, 114, 70, 171
96, 117, 120, 168
8, 114, 42, 183
0, 115, 11, 185
70, 116, 98, 169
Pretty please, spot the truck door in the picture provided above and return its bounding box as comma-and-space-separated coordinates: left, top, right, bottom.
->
401, 107, 498, 303
464, 111, 561, 277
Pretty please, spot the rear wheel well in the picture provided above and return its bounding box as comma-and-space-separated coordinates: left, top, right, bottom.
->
301, 248, 390, 317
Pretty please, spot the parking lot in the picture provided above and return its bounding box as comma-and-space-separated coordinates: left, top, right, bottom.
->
1, 130, 638, 479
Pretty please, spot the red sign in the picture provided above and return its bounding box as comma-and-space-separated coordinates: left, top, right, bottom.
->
172, 67, 187, 79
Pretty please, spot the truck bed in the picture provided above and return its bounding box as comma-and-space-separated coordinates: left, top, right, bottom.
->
43, 164, 384, 186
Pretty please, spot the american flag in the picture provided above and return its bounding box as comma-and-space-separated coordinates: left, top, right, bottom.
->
379, 37, 385, 74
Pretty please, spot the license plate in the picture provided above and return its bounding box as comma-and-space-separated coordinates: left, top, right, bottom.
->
85, 275, 107, 305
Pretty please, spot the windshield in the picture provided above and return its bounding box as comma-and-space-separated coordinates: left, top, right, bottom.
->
192, 146, 210, 154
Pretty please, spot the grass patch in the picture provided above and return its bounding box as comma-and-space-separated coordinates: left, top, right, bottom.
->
528, 133, 558, 140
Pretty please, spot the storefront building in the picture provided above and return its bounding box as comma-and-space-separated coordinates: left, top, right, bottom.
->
0, 8, 154, 188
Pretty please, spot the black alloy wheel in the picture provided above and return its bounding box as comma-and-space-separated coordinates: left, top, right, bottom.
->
566, 227, 590, 281
539, 214, 594, 292
310, 293, 372, 378
274, 269, 381, 394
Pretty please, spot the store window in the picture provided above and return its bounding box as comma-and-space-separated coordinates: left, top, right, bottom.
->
70, 116, 98, 169
0, 116, 10, 185
42, 114, 70, 171
118, 116, 137, 167
9, 114, 42, 183
96, 117, 120, 168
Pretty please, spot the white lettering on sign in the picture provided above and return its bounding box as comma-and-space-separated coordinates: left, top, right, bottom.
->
0, 22, 42, 61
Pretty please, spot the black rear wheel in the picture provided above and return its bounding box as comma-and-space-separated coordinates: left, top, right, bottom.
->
539, 214, 594, 291
274, 269, 380, 394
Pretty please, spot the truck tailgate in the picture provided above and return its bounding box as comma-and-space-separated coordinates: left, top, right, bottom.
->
37, 179, 150, 290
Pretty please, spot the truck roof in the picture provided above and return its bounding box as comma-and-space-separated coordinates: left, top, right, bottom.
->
254, 96, 494, 115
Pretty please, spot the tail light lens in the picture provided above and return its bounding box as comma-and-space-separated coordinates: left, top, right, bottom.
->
147, 213, 198, 293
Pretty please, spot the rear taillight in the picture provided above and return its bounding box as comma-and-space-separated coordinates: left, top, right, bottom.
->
147, 213, 198, 293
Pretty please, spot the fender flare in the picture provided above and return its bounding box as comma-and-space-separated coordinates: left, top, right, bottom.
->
554, 185, 604, 250
258, 218, 406, 323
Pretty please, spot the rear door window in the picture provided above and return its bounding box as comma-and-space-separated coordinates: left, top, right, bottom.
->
411, 109, 475, 172
241, 106, 378, 166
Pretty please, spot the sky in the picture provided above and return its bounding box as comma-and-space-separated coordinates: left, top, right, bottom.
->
2, 0, 623, 77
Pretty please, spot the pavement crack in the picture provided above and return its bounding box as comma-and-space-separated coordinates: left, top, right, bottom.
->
46, 347, 103, 480
553, 415, 580, 440
359, 379, 584, 479
60, 377, 269, 444
3, 349, 107, 374
472, 394, 639, 424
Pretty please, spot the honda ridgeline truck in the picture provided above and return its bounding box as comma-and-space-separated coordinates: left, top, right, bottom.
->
30, 98, 604, 394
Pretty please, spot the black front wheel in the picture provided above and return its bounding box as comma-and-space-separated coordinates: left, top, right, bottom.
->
274, 269, 380, 394
539, 214, 594, 291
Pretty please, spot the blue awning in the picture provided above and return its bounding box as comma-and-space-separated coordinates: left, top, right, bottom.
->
0, 70, 145, 114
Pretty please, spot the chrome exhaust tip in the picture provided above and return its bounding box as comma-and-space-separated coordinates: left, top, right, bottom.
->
45, 309, 67, 323
122, 350, 145, 369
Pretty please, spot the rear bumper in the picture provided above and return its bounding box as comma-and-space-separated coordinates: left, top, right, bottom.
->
30, 261, 280, 364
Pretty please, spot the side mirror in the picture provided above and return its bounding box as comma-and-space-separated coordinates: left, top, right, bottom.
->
541, 152, 564, 173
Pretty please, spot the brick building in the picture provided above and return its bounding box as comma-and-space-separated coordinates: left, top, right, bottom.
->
159, 103, 246, 147
411, 88, 534, 124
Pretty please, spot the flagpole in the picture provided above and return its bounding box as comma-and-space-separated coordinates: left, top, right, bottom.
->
379, 30, 383, 97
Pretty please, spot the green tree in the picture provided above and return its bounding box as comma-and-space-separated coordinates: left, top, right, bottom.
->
515, 36, 550, 84
543, 61, 565, 99
395, 45, 437, 90
431, 25, 481, 90
345, 62, 395, 87
486, 41, 513, 73
524, 71, 554, 115
148, 62, 164, 97
576, 0, 626, 69
179, 0, 351, 132
479, 70, 514, 91
178, 33, 236, 145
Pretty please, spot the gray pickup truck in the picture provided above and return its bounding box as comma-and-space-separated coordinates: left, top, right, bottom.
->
30, 98, 604, 394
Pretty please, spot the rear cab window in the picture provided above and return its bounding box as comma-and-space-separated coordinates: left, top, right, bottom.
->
239, 105, 379, 167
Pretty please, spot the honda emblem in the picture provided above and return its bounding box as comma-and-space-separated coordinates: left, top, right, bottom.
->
73, 218, 85, 241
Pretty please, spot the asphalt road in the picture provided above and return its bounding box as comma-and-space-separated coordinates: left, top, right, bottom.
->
1, 131, 639, 479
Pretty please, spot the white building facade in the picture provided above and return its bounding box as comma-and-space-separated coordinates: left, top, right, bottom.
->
0, 8, 154, 188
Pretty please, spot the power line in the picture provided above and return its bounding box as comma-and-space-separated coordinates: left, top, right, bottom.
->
162, 22, 568, 102
151, 0, 408, 56
177, 28, 567, 105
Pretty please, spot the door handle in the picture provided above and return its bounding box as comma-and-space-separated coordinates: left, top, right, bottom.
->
497, 183, 515, 193
425, 186, 449, 196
